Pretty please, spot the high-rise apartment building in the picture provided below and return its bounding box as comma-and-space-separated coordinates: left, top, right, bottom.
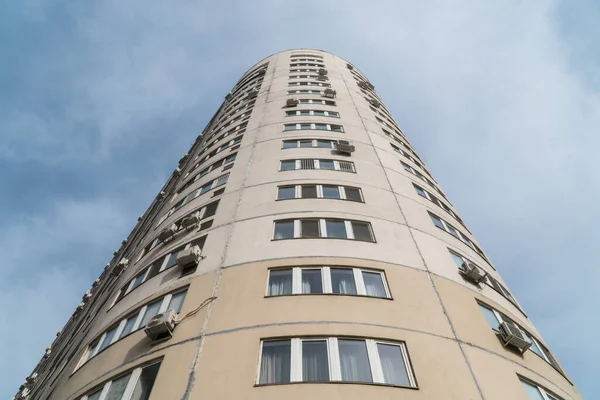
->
15, 49, 582, 400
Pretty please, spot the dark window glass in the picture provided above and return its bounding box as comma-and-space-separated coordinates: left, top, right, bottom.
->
339, 339, 371, 382
274, 221, 294, 239
316, 140, 332, 148
301, 269, 323, 293
302, 340, 329, 381
352, 222, 373, 242
319, 160, 335, 170
344, 187, 362, 202
301, 220, 320, 238
301, 185, 318, 198
278, 186, 296, 200
268, 269, 293, 296
260, 340, 291, 384
322, 185, 340, 199
299, 140, 312, 148
130, 362, 161, 400
326, 220, 347, 238
204, 201, 219, 217
283, 141, 296, 149
165, 246, 185, 269
281, 160, 296, 171
331, 268, 357, 294
377, 344, 411, 386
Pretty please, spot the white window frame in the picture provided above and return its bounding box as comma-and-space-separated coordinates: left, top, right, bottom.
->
78, 361, 161, 400
276, 184, 362, 202
282, 123, 344, 132
279, 159, 355, 173
281, 139, 337, 149
267, 266, 390, 298
520, 379, 563, 400
273, 218, 373, 242
257, 337, 415, 387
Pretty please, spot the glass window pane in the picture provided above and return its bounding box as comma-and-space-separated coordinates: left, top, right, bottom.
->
319, 160, 335, 170
520, 380, 546, 400
145, 257, 164, 281
377, 343, 411, 386
344, 187, 362, 202
130, 272, 146, 291
316, 140, 332, 148
299, 140, 312, 148
414, 185, 428, 198
283, 124, 295, 131
338, 339, 372, 382
165, 247, 184, 269
130, 363, 161, 400
430, 214, 445, 230
282, 140, 296, 149
301, 185, 318, 198
140, 301, 162, 328
326, 220, 347, 239
119, 312, 140, 340
86, 390, 103, 400
104, 373, 132, 400
302, 269, 323, 294
478, 304, 500, 329
260, 340, 291, 384
269, 269, 293, 296
300, 124, 312, 130
445, 223, 460, 238
274, 221, 295, 239
352, 222, 372, 242
278, 186, 296, 200
449, 251, 465, 269
315, 123, 328, 130
168, 290, 188, 313
362, 271, 386, 297
87, 340, 100, 361
322, 185, 340, 199
98, 326, 118, 352
301, 220, 320, 238
331, 125, 343, 132
302, 340, 329, 381
280, 160, 296, 171
331, 268, 357, 294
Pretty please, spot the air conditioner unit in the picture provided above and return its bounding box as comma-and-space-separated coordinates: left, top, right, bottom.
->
369, 98, 380, 108
323, 88, 337, 98
459, 262, 487, 284
157, 224, 178, 243
336, 140, 356, 155
82, 290, 92, 300
144, 310, 178, 342
498, 321, 532, 353
92, 278, 100, 287
286, 98, 299, 107
173, 167, 182, 176
111, 258, 129, 276
366, 82, 375, 90
43, 347, 51, 358
246, 90, 258, 99
318, 68, 328, 75
179, 154, 189, 165
76, 302, 85, 311
158, 190, 166, 199
26, 373, 37, 384
346, 63, 354, 70
180, 212, 202, 230
317, 75, 328, 81
225, 92, 232, 100
358, 81, 368, 89
176, 245, 203, 269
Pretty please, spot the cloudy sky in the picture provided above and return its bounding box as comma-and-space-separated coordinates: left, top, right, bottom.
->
1, 0, 597, 398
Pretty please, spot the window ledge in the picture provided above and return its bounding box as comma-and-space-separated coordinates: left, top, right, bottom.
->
254, 381, 418, 390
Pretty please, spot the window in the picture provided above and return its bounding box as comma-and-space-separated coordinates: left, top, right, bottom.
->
285, 110, 339, 118
287, 89, 325, 95
281, 139, 338, 149
258, 337, 415, 387
520, 379, 563, 400
277, 184, 363, 202
478, 302, 562, 371
288, 81, 331, 87
429, 212, 481, 255
279, 159, 355, 173
273, 218, 374, 242
283, 123, 344, 132
160, 180, 226, 225
78, 362, 161, 400
268, 267, 389, 297
297, 99, 336, 106
79, 288, 189, 368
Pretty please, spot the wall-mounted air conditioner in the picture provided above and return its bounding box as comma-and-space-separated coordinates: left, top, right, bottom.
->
336, 140, 356, 155
176, 246, 204, 276
181, 212, 202, 230
498, 321, 532, 354
346, 63, 354, 70
111, 258, 129, 276
323, 88, 336, 98
369, 98, 380, 108
286, 98, 299, 107
157, 224, 178, 243
144, 310, 178, 342
318, 68, 328, 75
459, 262, 487, 284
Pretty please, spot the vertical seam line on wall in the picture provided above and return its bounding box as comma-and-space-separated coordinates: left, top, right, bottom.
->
178, 59, 272, 400
338, 62, 487, 400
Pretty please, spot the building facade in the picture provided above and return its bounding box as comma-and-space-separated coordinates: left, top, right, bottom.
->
15, 49, 582, 400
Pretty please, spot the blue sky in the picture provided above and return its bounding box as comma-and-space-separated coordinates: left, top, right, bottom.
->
0, 0, 597, 398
